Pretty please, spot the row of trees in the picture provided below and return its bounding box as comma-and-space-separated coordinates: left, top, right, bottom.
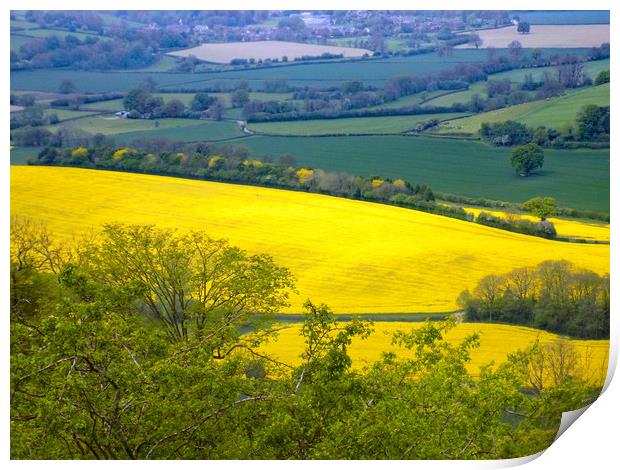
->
459, 261, 609, 339
480, 105, 610, 148
11, 218, 604, 458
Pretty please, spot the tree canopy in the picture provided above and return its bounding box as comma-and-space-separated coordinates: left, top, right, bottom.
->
510, 143, 544, 176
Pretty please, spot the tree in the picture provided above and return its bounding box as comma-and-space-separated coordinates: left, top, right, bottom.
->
123, 88, 149, 113
510, 143, 544, 176
557, 59, 585, 88
576, 105, 610, 140
162, 99, 186, 117
517, 21, 530, 33
507, 40, 523, 59
523, 197, 557, 220
231, 88, 250, 108
594, 70, 610, 85
468, 33, 483, 48
58, 79, 76, 94
191, 92, 216, 112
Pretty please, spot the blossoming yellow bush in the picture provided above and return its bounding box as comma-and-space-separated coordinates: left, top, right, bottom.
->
371, 178, 384, 188
71, 147, 89, 158
112, 148, 133, 160
296, 168, 314, 183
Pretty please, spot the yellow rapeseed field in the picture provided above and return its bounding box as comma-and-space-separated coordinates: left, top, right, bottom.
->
10, 166, 609, 314
462, 207, 610, 242
260, 322, 610, 386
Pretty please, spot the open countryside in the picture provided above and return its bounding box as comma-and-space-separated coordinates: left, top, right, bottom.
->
11, 166, 609, 314
10, 9, 611, 460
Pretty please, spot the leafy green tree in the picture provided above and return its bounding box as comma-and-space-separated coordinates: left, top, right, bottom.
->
510, 143, 544, 176
523, 197, 557, 220
576, 105, 610, 140
594, 70, 610, 85
517, 21, 530, 33
190, 92, 216, 112
123, 88, 149, 113
162, 98, 186, 117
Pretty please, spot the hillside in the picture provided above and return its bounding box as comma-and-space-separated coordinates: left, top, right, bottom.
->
437, 83, 610, 134
11, 166, 609, 314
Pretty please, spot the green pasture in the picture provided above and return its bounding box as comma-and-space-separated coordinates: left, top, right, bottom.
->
235, 134, 609, 212
437, 83, 609, 134
248, 113, 468, 136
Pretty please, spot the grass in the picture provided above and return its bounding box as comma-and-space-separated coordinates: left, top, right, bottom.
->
45, 116, 219, 136
11, 167, 608, 314
236, 135, 609, 212
10, 146, 42, 165
10, 19, 40, 30
80, 99, 125, 111
437, 83, 610, 134
44, 109, 100, 121
10, 34, 34, 52
260, 321, 609, 385
11, 49, 579, 93
114, 121, 244, 143
248, 113, 469, 136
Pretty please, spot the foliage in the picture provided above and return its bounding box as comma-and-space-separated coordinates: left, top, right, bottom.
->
510, 143, 544, 176
459, 260, 609, 339
576, 105, 610, 141
10, 220, 605, 458
480, 120, 532, 146
523, 197, 558, 220
594, 70, 609, 85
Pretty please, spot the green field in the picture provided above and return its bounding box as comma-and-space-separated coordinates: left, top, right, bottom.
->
114, 121, 244, 143
45, 116, 236, 137
10, 34, 34, 52
10, 19, 40, 30
11, 49, 594, 93
80, 99, 125, 111
424, 59, 609, 108
44, 108, 100, 121
10, 146, 43, 165
18, 28, 105, 41
365, 90, 449, 110
249, 113, 468, 136
234, 135, 609, 212
437, 83, 610, 134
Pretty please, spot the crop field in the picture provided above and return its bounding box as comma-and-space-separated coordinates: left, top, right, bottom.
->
80, 99, 125, 111
438, 83, 610, 134
10, 34, 33, 52
7, 49, 523, 92
249, 113, 469, 136
366, 90, 449, 110
43, 108, 100, 121
236, 135, 610, 212
10, 146, 42, 165
458, 24, 609, 49
114, 121, 244, 143
45, 116, 235, 136
459, 207, 609, 242
17, 28, 105, 41
168, 41, 373, 63
11, 167, 609, 314
260, 322, 609, 385
513, 10, 610, 25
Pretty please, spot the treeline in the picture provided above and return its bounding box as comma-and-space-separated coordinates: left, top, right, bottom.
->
459, 261, 609, 339
242, 45, 609, 122
11, 219, 601, 459
480, 104, 610, 148
32, 145, 447, 214
29, 144, 585, 241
